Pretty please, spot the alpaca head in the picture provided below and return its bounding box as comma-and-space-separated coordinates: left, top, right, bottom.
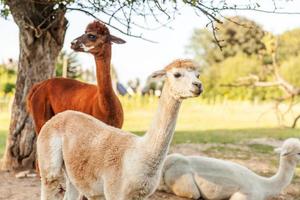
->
150, 59, 203, 100
275, 138, 300, 162
71, 21, 126, 55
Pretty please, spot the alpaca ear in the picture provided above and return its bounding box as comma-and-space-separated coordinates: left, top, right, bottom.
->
150, 70, 166, 79
110, 35, 126, 44
275, 147, 290, 156
281, 149, 290, 156
274, 147, 282, 154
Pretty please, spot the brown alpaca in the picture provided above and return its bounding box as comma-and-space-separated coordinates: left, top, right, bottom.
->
27, 21, 126, 133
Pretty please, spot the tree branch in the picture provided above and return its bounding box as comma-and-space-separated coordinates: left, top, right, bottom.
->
66, 7, 157, 43
220, 74, 281, 88
222, 7, 300, 15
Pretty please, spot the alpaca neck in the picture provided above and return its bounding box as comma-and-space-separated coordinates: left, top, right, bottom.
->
264, 156, 296, 194
94, 43, 116, 105
141, 84, 181, 170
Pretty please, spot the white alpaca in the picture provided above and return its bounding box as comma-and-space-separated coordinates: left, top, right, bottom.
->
159, 138, 300, 200
37, 59, 203, 200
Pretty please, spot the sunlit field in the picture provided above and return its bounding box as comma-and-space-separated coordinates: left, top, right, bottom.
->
0, 110, 10, 157
0, 96, 300, 157
121, 96, 300, 143
122, 96, 300, 131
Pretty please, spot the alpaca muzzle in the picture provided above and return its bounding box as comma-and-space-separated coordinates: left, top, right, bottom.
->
71, 39, 80, 50
71, 37, 85, 52
192, 82, 203, 96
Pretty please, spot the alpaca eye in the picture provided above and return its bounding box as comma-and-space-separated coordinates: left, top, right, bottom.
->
196, 74, 200, 79
88, 34, 97, 40
174, 73, 182, 78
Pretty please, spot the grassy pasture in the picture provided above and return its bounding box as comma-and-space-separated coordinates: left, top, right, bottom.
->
0, 97, 299, 157
0, 110, 10, 157
121, 97, 300, 143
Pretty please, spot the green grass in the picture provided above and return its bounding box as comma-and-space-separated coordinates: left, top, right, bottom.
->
121, 97, 300, 144
203, 145, 252, 160
121, 97, 300, 131
0, 130, 6, 157
0, 111, 10, 157
248, 143, 274, 154
0, 97, 300, 157
133, 128, 300, 144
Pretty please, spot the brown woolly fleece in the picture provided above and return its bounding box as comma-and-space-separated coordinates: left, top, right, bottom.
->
27, 21, 125, 134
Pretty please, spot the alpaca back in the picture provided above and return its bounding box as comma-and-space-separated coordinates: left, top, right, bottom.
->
189, 156, 258, 188
37, 110, 135, 198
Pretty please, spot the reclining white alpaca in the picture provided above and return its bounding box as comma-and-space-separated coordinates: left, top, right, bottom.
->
158, 138, 300, 200
37, 59, 203, 200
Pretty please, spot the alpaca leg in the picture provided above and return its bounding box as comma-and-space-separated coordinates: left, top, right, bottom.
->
84, 195, 103, 200
38, 134, 64, 200
170, 173, 201, 199
102, 179, 120, 200
102, 187, 117, 200
92, 196, 103, 200
40, 159, 64, 200
41, 176, 64, 200
230, 192, 249, 200
63, 177, 79, 200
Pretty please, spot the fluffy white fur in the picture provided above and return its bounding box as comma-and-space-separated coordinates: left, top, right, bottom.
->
159, 138, 300, 200
37, 59, 202, 200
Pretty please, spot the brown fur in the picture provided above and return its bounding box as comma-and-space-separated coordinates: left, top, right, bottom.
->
164, 59, 199, 71
27, 21, 124, 134
86, 21, 110, 35
26, 82, 43, 113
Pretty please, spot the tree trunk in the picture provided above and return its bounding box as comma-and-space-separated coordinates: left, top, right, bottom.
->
1, 0, 67, 171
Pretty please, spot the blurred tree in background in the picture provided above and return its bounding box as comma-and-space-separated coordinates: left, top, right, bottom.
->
277, 29, 300, 62
187, 17, 265, 66
0, 62, 16, 97
0, 54, 83, 99
280, 54, 300, 88
187, 18, 300, 127
55, 51, 82, 79
187, 17, 300, 102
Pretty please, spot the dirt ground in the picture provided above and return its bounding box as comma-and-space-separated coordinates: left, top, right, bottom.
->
1, 141, 300, 200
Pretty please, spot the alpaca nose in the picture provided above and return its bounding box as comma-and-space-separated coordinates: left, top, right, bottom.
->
71, 39, 81, 50
193, 82, 202, 89
71, 39, 77, 45
193, 82, 203, 94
